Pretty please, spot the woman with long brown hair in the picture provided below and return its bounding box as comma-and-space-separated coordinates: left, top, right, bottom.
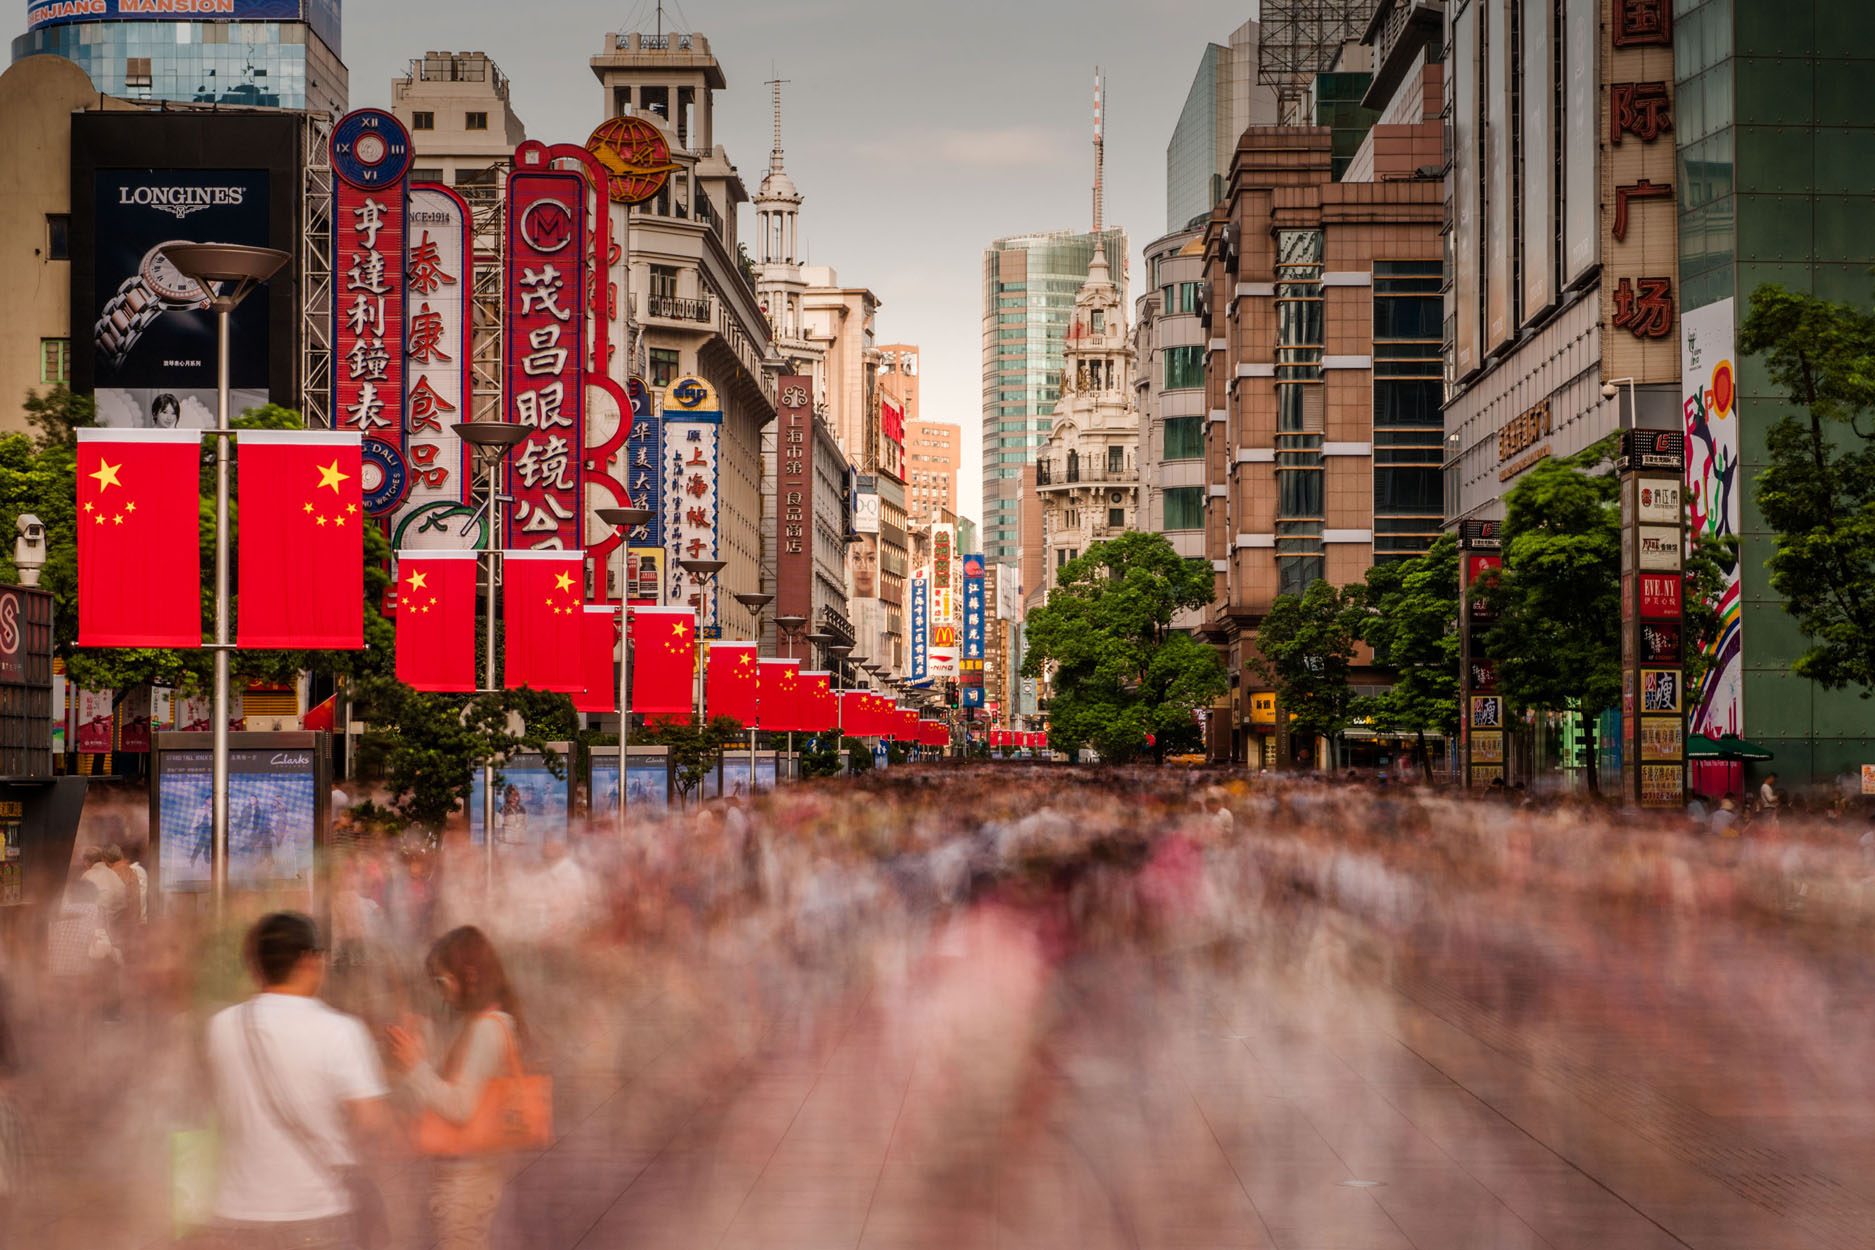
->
387, 926, 527, 1249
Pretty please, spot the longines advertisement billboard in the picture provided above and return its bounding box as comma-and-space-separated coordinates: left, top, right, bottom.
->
70, 112, 301, 429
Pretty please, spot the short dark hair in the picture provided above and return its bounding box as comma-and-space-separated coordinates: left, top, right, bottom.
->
247, 911, 323, 986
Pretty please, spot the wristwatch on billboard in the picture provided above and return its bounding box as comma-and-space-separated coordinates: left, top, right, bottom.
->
94, 242, 214, 369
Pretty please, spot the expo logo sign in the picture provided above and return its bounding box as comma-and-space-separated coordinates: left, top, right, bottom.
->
671, 378, 709, 408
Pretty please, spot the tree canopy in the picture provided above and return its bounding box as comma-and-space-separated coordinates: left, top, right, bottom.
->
1736, 284, 1875, 694
1253, 579, 1369, 755
1357, 535, 1460, 777
1020, 531, 1222, 764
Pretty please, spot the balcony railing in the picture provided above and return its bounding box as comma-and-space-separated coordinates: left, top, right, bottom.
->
645, 294, 713, 323
1035, 459, 1138, 488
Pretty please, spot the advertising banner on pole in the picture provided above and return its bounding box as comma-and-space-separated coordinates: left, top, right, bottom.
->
929, 523, 958, 680
775, 376, 815, 635
504, 167, 587, 550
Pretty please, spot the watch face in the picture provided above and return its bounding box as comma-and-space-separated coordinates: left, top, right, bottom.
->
330, 108, 413, 189
781, 386, 808, 408
143, 244, 209, 304
355, 132, 388, 165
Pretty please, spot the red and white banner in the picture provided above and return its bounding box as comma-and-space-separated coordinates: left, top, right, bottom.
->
401, 185, 471, 524
505, 168, 587, 550
775, 375, 814, 649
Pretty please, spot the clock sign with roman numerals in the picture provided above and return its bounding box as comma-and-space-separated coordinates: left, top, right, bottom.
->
332, 109, 413, 190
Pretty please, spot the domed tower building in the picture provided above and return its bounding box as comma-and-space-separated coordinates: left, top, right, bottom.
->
1034, 247, 1141, 594
752, 80, 813, 366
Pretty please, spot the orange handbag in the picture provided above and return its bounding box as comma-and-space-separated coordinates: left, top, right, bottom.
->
413, 1015, 552, 1156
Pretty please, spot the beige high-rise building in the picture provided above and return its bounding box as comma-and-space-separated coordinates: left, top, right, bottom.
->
391, 53, 526, 202
904, 418, 959, 526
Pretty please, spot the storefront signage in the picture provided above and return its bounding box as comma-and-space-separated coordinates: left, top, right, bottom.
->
1601, 0, 1679, 382
331, 110, 411, 445
661, 377, 720, 631
398, 185, 471, 533
1636, 525, 1682, 570
775, 376, 814, 636
1497, 399, 1552, 463
504, 167, 587, 550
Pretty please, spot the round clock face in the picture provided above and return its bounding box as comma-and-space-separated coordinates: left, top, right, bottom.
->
143, 244, 209, 304
330, 109, 413, 189
781, 385, 808, 409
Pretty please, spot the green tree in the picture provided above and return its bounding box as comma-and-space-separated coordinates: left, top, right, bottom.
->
635, 715, 745, 802
348, 678, 567, 831
1020, 531, 1223, 764
1481, 438, 1622, 792
1358, 535, 1459, 780
1736, 284, 1875, 694
1252, 579, 1369, 765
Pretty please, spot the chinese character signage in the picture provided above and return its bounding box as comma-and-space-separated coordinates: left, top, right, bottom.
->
504, 168, 587, 550
1682, 297, 1742, 740
331, 110, 412, 454
879, 395, 904, 481
929, 524, 958, 679
1620, 411, 1685, 808
776, 375, 814, 632
662, 376, 721, 631
1601, 0, 1678, 384
962, 554, 985, 661
909, 569, 928, 681
397, 185, 470, 540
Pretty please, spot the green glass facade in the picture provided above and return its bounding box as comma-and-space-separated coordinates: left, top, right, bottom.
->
980, 229, 1127, 563
1312, 72, 1380, 181
1166, 44, 1225, 232
1677, 0, 1875, 780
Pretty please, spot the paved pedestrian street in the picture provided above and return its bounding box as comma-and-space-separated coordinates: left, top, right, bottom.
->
6, 777, 1873, 1249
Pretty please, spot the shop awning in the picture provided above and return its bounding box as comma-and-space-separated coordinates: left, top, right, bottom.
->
1687, 733, 1774, 761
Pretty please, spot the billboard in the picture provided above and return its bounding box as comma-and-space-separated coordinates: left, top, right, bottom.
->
468, 748, 571, 846
72, 113, 303, 426
1682, 297, 1741, 739
89, 167, 271, 428
154, 741, 321, 894
909, 569, 928, 681
590, 750, 671, 811
27, 1, 341, 51
662, 377, 722, 631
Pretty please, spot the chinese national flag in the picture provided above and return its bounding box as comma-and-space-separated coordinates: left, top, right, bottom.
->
757, 659, 799, 731
575, 606, 618, 714
707, 642, 757, 724
839, 690, 864, 737
76, 429, 202, 648
503, 550, 585, 693
800, 672, 832, 732
237, 431, 363, 649
395, 550, 478, 692
631, 606, 695, 715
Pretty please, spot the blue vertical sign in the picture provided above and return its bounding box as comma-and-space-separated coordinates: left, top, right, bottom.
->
623, 377, 662, 548
962, 554, 986, 708
909, 569, 929, 681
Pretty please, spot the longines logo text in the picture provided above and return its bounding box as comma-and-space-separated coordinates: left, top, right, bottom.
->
119, 184, 247, 220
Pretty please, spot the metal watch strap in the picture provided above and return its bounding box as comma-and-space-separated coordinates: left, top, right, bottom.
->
95, 275, 169, 370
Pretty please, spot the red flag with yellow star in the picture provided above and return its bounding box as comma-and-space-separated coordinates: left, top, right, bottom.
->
706, 642, 757, 724
575, 606, 619, 714
757, 659, 799, 732
394, 549, 477, 691
75, 429, 202, 648
630, 605, 696, 715
799, 672, 833, 733
237, 430, 364, 649
503, 549, 584, 692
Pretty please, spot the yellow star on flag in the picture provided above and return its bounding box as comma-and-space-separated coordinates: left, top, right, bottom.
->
125, 501, 136, 513
316, 459, 351, 494
83, 502, 93, 513
672, 619, 689, 638
303, 502, 314, 514
316, 515, 328, 527
333, 514, 347, 527
407, 571, 428, 591
554, 571, 575, 592
89, 459, 123, 491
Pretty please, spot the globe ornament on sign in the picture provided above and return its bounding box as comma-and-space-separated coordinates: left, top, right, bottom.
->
585, 116, 681, 204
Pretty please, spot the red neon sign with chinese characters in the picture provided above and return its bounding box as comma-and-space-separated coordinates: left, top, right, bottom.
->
504, 169, 586, 551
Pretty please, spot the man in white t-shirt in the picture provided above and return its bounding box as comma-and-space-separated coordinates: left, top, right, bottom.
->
205, 911, 392, 1247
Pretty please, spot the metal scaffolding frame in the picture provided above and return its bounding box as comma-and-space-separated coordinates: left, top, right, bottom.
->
1256, 0, 1372, 124
298, 110, 335, 429
468, 169, 508, 428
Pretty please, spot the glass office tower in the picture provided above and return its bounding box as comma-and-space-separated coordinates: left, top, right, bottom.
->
12, 1, 347, 115
980, 228, 1128, 565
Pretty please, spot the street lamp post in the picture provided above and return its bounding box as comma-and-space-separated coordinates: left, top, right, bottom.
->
158, 243, 289, 918
453, 421, 529, 880
733, 590, 772, 793
596, 506, 652, 836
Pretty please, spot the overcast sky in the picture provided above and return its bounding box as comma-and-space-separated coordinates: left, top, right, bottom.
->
18, 0, 1262, 524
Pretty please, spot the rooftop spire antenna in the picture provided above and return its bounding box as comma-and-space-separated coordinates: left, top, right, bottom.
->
1092, 67, 1105, 234
765, 75, 790, 173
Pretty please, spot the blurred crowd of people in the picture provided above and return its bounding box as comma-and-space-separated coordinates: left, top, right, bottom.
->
0, 766, 1872, 1246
